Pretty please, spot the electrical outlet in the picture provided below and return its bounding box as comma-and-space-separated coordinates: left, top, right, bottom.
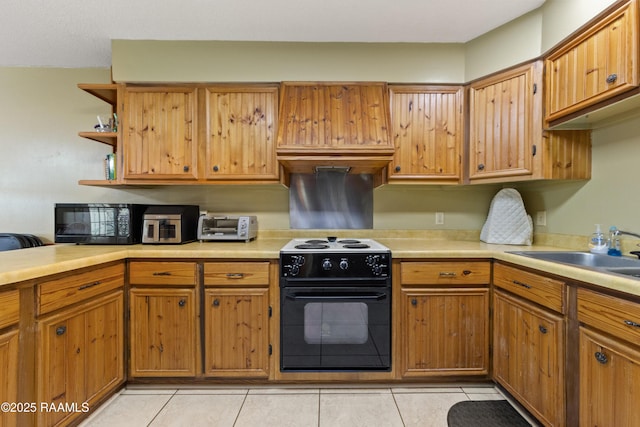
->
536, 211, 547, 226
435, 212, 445, 225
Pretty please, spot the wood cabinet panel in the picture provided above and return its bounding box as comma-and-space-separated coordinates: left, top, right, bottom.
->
400, 287, 489, 377
578, 287, 640, 349
0, 329, 18, 427
38, 291, 124, 427
38, 262, 125, 315
400, 261, 490, 286
277, 83, 393, 152
205, 86, 279, 180
204, 288, 270, 377
0, 289, 19, 330
493, 289, 565, 427
388, 86, 463, 183
545, 0, 639, 123
124, 86, 198, 180
469, 63, 535, 180
203, 262, 270, 286
493, 263, 566, 313
579, 326, 640, 427
129, 288, 197, 377
128, 261, 197, 286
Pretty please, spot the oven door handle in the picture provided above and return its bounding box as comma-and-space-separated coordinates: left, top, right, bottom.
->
286, 293, 387, 301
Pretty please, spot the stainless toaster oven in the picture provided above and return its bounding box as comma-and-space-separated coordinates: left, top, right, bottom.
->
197, 215, 257, 242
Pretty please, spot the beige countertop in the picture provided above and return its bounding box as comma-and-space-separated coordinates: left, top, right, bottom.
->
2, 236, 640, 297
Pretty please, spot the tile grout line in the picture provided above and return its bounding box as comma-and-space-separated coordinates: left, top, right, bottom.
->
145, 389, 179, 427
231, 389, 250, 427
390, 389, 408, 427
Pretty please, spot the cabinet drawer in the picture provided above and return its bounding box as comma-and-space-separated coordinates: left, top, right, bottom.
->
401, 261, 490, 286
129, 262, 197, 286
38, 263, 124, 315
493, 263, 566, 313
578, 288, 640, 345
204, 262, 270, 286
0, 289, 19, 329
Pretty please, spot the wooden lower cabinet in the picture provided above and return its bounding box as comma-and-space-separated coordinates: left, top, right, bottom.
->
400, 287, 489, 376
129, 288, 198, 377
579, 326, 640, 426
38, 290, 124, 427
203, 288, 270, 377
493, 289, 565, 427
0, 328, 18, 427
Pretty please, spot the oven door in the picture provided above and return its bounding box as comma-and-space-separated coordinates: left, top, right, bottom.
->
280, 284, 391, 371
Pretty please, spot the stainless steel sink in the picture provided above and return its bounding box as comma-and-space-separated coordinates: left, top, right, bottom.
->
507, 251, 640, 279
508, 251, 640, 268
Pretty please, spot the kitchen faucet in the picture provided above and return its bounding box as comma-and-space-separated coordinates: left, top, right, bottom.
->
618, 230, 640, 239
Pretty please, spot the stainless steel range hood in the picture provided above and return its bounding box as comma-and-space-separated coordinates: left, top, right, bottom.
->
276, 82, 395, 186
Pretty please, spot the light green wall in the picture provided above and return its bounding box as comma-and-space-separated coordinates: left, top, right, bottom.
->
111, 41, 466, 83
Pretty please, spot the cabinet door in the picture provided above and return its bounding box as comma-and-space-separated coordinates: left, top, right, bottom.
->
493, 290, 565, 427
469, 62, 537, 181
204, 288, 269, 377
129, 288, 197, 377
0, 329, 18, 427
38, 291, 124, 427
124, 86, 198, 180
580, 326, 640, 427
388, 86, 463, 183
400, 288, 488, 377
205, 86, 279, 180
545, 0, 639, 123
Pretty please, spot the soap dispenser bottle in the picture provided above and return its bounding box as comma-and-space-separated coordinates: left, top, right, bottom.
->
608, 226, 622, 256
589, 224, 608, 254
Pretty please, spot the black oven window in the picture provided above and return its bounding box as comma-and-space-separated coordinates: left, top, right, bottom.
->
304, 302, 368, 345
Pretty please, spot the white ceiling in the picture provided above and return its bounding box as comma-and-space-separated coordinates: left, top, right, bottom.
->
1, 0, 545, 68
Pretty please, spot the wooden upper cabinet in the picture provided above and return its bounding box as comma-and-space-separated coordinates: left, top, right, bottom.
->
204, 85, 279, 181
388, 86, 463, 183
469, 62, 537, 181
277, 82, 393, 153
123, 86, 198, 180
545, 0, 639, 125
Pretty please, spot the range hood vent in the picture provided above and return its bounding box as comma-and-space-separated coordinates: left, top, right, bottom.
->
276, 82, 395, 184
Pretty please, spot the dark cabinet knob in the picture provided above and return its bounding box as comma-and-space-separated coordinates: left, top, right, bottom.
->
178, 299, 186, 307
595, 351, 608, 364
539, 325, 548, 334
606, 74, 618, 84
213, 299, 220, 307
395, 166, 401, 172
183, 166, 190, 172
411, 299, 417, 306
213, 165, 219, 172
56, 326, 66, 336
478, 164, 485, 171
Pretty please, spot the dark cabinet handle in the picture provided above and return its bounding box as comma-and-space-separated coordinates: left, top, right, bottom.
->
439, 272, 457, 277
153, 272, 172, 276
394, 166, 401, 172
606, 74, 618, 84
213, 299, 220, 307
183, 166, 190, 172
78, 281, 101, 290
513, 280, 532, 289
178, 299, 186, 307
539, 325, 548, 334
226, 273, 245, 279
56, 326, 66, 336
595, 351, 608, 364
213, 165, 219, 172
624, 320, 640, 328
478, 164, 485, 171
411, 299, 417, 306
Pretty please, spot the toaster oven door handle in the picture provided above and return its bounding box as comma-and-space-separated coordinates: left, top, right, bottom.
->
226, 273, 245, 279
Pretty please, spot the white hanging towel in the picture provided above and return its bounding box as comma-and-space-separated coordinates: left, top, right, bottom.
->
480, 188, 533, 245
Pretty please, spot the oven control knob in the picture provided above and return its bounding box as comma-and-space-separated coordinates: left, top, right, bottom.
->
322, 259, 333, 270
339, 259, 349, 270
365, 255, 379, 266
289, 264, 300, 276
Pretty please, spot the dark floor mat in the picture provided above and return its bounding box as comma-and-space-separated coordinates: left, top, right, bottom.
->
447, 400, 532, 427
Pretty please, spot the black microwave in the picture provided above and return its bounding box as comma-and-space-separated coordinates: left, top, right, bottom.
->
55, 203, 147, 244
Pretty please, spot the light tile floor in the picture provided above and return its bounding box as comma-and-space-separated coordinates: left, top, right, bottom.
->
80, 385, 538, 427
